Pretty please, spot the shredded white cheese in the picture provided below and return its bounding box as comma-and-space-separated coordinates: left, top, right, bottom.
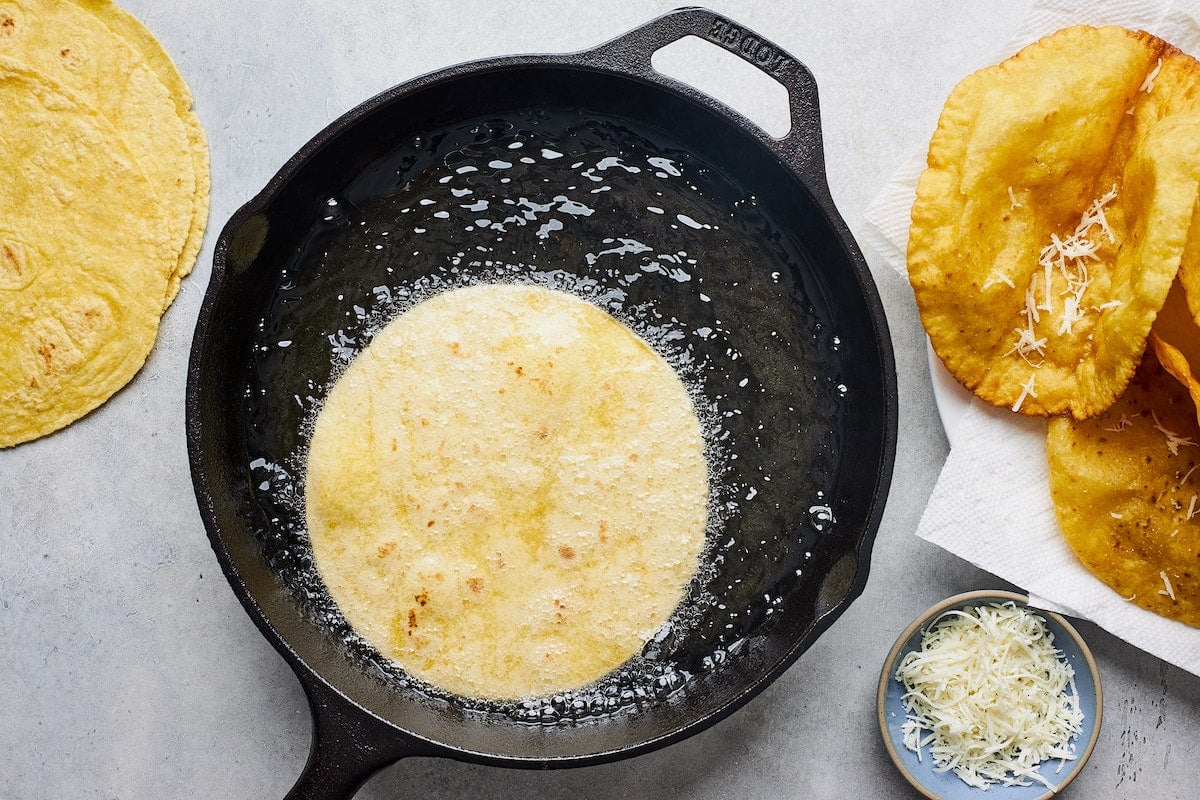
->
1152, 411, 1198, 456
1010, 186, 1117, 365
1104, 414, 1133, 432
895, 602, 1083, 789
1008, 325, 1047, 363
1057, 294, 1084, 335
1181, 464, 1199, 487
1160, 571, 1177, 601
1187, 495, 1197, 521
1009, 186, 1021, 209
1037, 262, 1053, 315
1012, 373, 1037, 412
1141, 57, 1163, 93
984, 269, 1016, 290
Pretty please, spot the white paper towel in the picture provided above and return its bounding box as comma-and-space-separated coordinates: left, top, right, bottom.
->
863, 0, 1200, 676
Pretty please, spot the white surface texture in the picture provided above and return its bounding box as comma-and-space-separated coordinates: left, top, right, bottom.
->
2, 2, 1198, 799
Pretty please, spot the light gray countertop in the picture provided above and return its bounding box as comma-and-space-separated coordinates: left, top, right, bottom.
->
2, 1, 1198, 798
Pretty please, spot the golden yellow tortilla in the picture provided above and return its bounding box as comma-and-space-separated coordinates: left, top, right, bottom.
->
908, 26, 1200, 419
0, 63, 173, 446
306, 285, 710, 700
0, 0, 197, 310
1048, 351, 1200, 626
71, 0, 209, 304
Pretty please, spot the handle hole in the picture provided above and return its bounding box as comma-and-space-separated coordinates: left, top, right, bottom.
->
650, 35, 791, 139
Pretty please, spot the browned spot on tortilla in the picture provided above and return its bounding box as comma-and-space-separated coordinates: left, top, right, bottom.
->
414, 591, 428, 606
59, 47, 83, 69
1, 242, 22, 278
466, 577, 483, 594
390, 438, 397, 452
426, 519, 435, 527
0, 14, 14, 37
449, 341, 461, 355
557, 544, 576, 560
598, 520, 608, 543
35, 340, 56, 372
407, 608, 418, 630
535, 425, 549, 440
376, 541, 396, 559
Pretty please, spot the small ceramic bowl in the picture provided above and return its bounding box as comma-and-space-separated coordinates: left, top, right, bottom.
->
877, 590, 1102, 800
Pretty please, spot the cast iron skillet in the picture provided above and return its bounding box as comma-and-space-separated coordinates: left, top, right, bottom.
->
187, 7, 897, 799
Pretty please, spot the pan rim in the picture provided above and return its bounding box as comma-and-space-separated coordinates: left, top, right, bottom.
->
187, 40, 898, 767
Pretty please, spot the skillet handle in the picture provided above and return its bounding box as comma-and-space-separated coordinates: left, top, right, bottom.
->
575, 6, 827, 189
284, 675, 426, 800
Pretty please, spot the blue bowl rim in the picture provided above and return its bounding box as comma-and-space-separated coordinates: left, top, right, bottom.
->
875, 589, 1103, 800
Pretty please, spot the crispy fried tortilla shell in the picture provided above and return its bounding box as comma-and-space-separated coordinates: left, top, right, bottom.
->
1151, 280, 1200, 428
909, 25, 1200, 419
1134, 48, 1200, 326
1048, 351, 1200, 626
1180, 186, 1200, 325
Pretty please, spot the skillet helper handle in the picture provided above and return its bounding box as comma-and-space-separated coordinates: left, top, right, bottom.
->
284, 676, 424, 800
576, 6, 827, 188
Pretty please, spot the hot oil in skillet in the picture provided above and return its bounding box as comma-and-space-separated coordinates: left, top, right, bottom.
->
243, 109, 848, 723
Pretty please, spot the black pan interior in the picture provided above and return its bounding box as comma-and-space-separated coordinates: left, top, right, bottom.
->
195, 63, 891, 762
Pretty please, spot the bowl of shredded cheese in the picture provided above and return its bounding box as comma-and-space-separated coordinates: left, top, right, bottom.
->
877, 591, 1101, 799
